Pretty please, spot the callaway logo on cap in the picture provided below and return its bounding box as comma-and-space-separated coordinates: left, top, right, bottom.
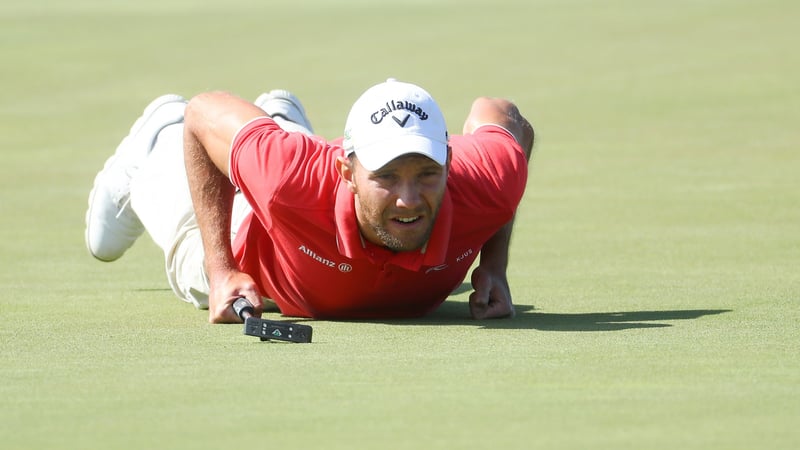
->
343, 78, 449, 171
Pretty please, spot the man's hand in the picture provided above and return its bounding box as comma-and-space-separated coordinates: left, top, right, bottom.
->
207, 269, 264, 323
468, 265, 515, 319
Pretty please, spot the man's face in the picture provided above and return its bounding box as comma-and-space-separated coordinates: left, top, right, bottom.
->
340, 152, 449, 252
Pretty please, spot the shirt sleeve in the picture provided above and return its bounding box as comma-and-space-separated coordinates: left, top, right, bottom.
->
447, 125, 529, 217
229, 117, 341, 229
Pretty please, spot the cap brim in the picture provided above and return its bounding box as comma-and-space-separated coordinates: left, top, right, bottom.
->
353, 134, 448, 171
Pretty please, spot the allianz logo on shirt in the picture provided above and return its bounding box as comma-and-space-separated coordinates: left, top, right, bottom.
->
298, 245, 352, 273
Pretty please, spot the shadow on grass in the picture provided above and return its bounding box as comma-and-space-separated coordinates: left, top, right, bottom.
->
374, 283, 733, 332
428, 303, 731, 332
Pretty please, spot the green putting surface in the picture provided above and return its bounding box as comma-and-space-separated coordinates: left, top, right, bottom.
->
1, 1, 798, 448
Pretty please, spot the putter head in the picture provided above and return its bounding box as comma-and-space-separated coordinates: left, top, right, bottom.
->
243, 316, 313, 343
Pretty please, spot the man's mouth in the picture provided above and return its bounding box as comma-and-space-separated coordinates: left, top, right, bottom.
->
394, 216, 421, 224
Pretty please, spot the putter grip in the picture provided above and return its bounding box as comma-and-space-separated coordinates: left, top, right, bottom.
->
232, 297, 254, 320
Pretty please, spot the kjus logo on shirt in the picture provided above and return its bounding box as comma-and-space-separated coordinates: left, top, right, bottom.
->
425, 248, 475, 274
298, 245, 351, 273
456, 248, 473, 263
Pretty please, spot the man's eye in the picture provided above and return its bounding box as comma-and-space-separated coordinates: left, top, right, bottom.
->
374, 173, 396, 182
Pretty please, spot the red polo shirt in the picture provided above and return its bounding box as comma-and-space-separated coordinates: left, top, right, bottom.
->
229, 117, 527, 319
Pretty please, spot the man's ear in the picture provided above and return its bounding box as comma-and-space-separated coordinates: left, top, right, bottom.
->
446, 145, 453, 168
336, 155, 357, 193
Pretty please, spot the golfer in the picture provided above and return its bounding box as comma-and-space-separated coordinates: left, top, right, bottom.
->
85, 79, 533, 323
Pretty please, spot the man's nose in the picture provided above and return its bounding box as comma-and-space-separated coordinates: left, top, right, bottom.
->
394, 180, 422, 209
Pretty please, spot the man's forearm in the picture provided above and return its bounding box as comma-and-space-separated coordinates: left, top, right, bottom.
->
180, 92, 272, 322
183, 127, 238, 276
479, 218, 514, 272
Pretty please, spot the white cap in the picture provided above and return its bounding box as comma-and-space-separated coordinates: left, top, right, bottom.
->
343, 79, 448, 171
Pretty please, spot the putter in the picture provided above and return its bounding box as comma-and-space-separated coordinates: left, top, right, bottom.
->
232, 298, 313, 343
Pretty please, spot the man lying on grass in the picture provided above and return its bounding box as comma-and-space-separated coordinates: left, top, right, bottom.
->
85, 79, 534, 322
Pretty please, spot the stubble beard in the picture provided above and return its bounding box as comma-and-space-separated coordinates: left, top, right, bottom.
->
373, 224, 427, 252
370, 206, 439, 252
